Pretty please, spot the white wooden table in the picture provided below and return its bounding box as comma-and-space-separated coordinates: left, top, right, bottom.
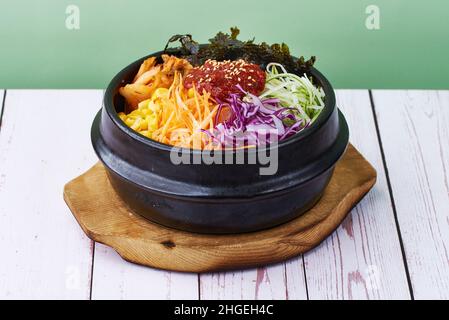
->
0, 89, 448, 300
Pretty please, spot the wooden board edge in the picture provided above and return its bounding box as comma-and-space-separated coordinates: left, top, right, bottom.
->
64, 173, 377, 273
62, 146, 378, 273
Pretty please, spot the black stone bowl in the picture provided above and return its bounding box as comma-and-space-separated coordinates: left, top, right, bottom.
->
91, 49, 349, 234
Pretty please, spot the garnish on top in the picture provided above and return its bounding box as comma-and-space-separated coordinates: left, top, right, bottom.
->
184, 59, 265, 101
165, 27, 316, 72
118, 28, 324, 150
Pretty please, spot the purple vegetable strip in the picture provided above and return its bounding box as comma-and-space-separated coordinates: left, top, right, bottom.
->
208, 86, 308, 148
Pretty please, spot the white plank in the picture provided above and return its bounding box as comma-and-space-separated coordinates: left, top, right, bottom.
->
373, 90, 449, 299
0, 90, 100, 299
301, 90, 411, 299
200, 263, 291, 300
91, 243, 199, 300
284, 256, 308, 299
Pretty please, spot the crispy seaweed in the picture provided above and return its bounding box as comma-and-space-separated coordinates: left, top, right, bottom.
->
163, 27, 316, 73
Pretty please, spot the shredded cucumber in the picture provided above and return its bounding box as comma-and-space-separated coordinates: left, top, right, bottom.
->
260, 63, 325, 124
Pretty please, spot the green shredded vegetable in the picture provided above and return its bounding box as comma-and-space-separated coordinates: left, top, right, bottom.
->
260, 63, 325, 124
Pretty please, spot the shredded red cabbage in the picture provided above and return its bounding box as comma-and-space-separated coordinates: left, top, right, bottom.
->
208, 87, 306, 148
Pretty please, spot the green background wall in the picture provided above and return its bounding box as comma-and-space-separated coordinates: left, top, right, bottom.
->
0, 0, 448, 89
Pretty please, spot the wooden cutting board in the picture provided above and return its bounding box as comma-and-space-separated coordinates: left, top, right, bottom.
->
63, 144, 376, 273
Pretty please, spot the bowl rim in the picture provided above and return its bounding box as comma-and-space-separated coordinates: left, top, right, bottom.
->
103, 48, 336, 154
92, 109, 349, 199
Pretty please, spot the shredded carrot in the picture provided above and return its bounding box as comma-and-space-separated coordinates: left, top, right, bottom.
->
118, 72, 218, 149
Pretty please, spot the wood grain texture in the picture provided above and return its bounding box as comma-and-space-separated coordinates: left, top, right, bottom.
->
64, 144, 376, 273
200, 263, 290, 300
3, 89, 448, 299
299, 90, 411, 299
284, 257, 308, 299
373, 90, 449, 299
91, 243, 199, 300
0, 90, 100, 299
0, 90, 197, 300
